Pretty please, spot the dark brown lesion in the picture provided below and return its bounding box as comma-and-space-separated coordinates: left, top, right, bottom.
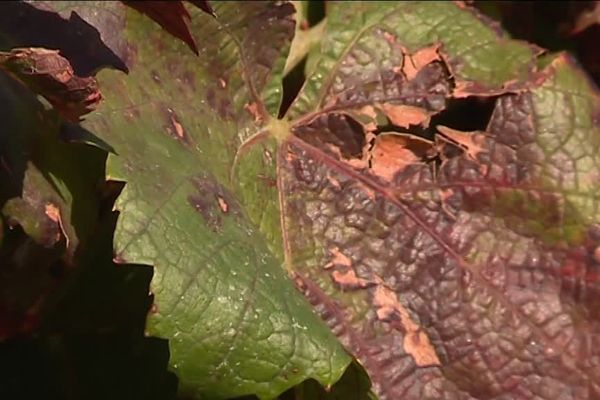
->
187, 172, 241, 233
161, 106, 191, 145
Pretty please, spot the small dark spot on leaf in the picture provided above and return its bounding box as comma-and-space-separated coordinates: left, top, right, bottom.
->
162, 107, 190, 145
151, 70, 161, 84
187, 173, 240, 233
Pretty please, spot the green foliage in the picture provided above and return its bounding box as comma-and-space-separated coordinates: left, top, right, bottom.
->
1, 1, 600, 400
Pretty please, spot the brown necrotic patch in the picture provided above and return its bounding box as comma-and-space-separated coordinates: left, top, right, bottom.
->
187, 173, 240, 233
369, 133, 435, 182
293, 113, 366, 160
162, 107, 190, 145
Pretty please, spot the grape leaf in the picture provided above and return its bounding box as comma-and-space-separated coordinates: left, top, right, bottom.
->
279, 2, 600, 399
5, 1, 600, 399
29, 1, 351, 399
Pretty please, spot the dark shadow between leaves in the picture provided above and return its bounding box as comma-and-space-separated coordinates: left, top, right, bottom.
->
0, 334, 177, 400
306, 1, 326, 27
0, 1, 128, 75
279, 56, 307, 119
213, 361, 372, 400
374, 96, 497, 141
60, 122, 117, 155
0, 181, 177, 399
473, 0, 600, 86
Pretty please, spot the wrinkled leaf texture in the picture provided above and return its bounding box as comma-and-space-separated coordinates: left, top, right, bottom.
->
4, 1, 600, 400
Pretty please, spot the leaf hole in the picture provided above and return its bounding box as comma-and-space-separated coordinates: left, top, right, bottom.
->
373, 96, 497, 141
306, 1, 326, 27
279, 56, 307, 118
430, 96, 498, 132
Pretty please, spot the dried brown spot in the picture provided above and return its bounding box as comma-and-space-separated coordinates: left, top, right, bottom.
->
44, 203, 60, 223
217, 196, 229, 213
44, 202, 68, 248
359, 105, 378, 120
189, 193, 222, 233
382, 31, 396, 44
437, 125, 485, 160
331, 269, 372, 290
188, 174, 240, 232
378, 104, 431, 128
263, 149, 273, 164
370, 133, 434, 182
372, 284, 441, 367
401, 44, 441, 80
325, 247, 353, 269
164, 107, 190, 144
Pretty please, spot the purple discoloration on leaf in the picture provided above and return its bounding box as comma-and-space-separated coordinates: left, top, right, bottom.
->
284, 38, 600, 400
187, 173, 240, 233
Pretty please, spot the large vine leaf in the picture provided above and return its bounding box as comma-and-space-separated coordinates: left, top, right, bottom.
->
279, 2, 600, 399
27, 1, 351, 399
6, 1, 600, 400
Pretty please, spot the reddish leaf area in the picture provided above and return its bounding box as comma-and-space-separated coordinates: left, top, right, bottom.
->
0, 48, 101, 122
283, 52, 600, 399
123, 1, 214, 55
